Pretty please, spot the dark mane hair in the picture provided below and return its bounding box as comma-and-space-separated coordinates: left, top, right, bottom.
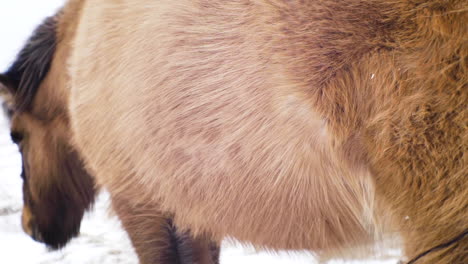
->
4, 15, 57, 111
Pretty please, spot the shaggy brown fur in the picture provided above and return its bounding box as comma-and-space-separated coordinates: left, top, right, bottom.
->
0, 1, 220, 263
3, 0, 466, 262
64, 0, 467, 262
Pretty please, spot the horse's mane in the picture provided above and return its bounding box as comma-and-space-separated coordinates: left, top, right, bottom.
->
5, 15, 57, 111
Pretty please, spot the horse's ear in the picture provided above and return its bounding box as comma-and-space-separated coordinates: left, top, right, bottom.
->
0, 74, 16, 117
0, 74, 13, 93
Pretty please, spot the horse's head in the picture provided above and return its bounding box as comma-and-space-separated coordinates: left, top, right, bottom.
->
0, 14, 96, 249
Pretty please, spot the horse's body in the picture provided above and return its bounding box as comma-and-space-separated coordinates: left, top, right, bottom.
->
71, 0, 381, 252
2, 0, 467, 263
65, 0, 467, 262
68, 0, 467, 262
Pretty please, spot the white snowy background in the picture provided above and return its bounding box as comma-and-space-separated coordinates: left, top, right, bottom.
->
0, 1, 401, 263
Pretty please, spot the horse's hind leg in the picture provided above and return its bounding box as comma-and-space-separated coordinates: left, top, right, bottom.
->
172, 228, 220, 264
111, 195, 219, 264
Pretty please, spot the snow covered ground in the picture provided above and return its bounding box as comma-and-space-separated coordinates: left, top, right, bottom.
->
0, 1, 401, 263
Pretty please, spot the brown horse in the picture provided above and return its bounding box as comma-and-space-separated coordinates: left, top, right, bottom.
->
2, 0, 467, 263
66, 0, 467, 263
0, 9, 219, 264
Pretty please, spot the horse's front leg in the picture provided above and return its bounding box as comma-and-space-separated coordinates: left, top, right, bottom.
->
111, 195, 220, 264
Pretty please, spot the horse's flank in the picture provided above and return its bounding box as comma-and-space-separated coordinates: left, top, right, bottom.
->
62, 0, 467, 262
67, 0, 386, 252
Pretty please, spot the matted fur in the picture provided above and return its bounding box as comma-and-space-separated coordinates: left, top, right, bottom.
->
9, 0, 465, 263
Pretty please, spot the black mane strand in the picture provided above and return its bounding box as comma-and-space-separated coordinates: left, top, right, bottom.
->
5, 15, 57, 111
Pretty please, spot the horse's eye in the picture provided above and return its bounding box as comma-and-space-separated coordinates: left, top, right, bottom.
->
10, 131, 23, 144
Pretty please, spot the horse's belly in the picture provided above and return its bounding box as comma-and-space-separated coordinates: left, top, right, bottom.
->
70, 0, 374, 250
